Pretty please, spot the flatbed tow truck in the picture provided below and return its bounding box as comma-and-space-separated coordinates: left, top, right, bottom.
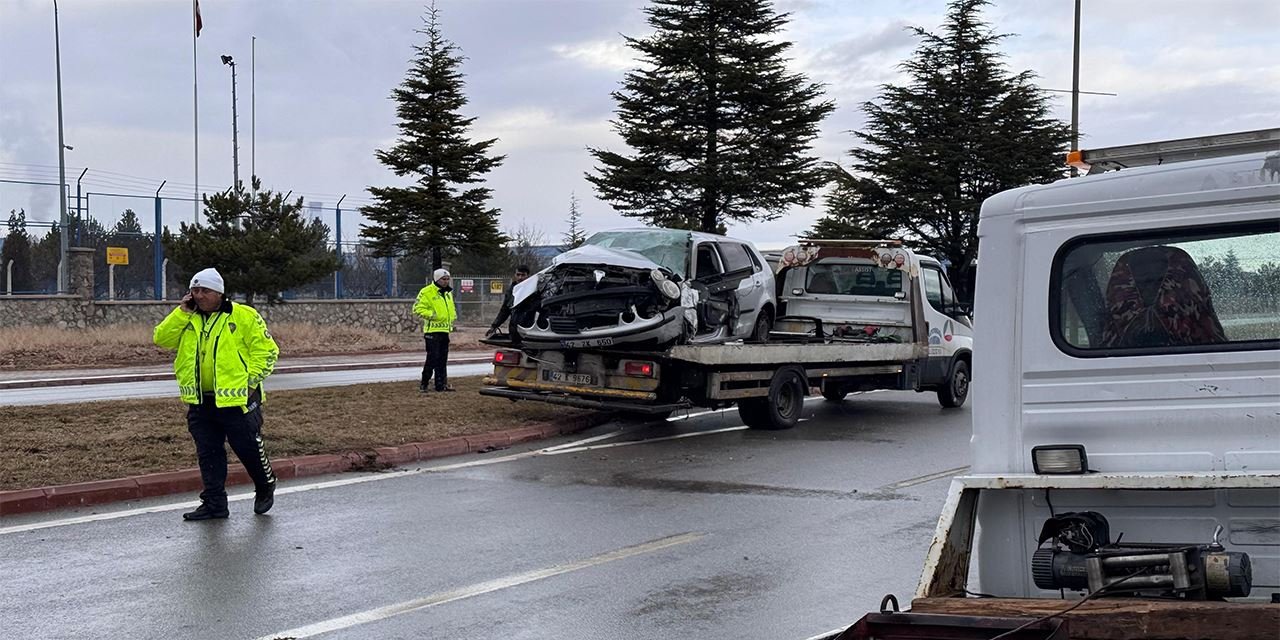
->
824, 130, 1280, 639
480, 240, 974, 430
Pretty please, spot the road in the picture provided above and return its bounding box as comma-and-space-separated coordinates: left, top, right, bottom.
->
0, 362, 493, 406
0, 390, 971, 640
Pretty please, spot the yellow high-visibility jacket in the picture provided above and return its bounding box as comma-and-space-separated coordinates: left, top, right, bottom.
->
414, 283, 456, 334
153, 300, 279, 409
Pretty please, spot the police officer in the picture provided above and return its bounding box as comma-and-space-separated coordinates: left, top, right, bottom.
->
415, 268, 457, 393
153, 268, 280, 521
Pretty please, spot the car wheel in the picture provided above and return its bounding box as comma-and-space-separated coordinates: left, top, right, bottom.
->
749, 308, 773, 342
938, 359, 970, 409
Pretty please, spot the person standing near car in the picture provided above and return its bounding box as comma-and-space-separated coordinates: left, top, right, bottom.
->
415, 268, 457, 393
153, 268, 280, 521
485, 264, 531, 340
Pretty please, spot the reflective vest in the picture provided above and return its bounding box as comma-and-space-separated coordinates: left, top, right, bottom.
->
153, 301, 280, 409
414, 283, 457, 334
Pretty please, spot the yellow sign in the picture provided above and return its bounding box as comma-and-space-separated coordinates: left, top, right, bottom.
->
489, 281, 504, 295
106, 247, 129, 265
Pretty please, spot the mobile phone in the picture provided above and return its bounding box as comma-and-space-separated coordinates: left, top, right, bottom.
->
182, 290, 196, 311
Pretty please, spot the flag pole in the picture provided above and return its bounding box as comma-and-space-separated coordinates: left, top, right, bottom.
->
193, 0, 200, 223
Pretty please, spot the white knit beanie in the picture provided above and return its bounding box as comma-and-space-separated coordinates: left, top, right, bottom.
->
189, 268, 225, 294
433, 268, 451, 282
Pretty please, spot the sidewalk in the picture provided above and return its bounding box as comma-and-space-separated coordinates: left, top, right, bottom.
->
0, 350, 494, 390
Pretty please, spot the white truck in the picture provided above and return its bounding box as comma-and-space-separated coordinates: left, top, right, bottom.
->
480, 239, 974, 429
833, 130, 1280, 638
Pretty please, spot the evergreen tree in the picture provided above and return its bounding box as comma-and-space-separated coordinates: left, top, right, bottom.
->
163, 177, 342, 304
588, 0, 834, 233
813, 0, 1071, 299
1, 209, 34, 293
361, 3, 506, 269
561, 192, 587, 250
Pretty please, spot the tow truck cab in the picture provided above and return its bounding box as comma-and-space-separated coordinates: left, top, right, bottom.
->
910, 129, 1280, 633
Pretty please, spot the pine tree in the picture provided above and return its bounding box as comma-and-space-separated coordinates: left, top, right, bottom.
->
361, 3, 506, 269
587, 0, 835, 233
1, 209, 34, 293
162, 177, 342, 304
812, 0, 1071, 299
561, 192, 587, 250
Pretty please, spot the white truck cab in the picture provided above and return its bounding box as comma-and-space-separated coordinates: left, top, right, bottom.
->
905, 129, 1280, 634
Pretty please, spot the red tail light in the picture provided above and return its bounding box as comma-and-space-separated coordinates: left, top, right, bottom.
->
623, 361, 655, 377
493, 350, 521, 365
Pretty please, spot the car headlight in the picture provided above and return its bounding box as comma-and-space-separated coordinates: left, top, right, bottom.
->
650, 268, 668, 283
659, 279, 680, 299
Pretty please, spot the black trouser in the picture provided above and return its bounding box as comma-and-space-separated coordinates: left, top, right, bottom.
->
187, 394, 276, 507
422, 332, 450, 390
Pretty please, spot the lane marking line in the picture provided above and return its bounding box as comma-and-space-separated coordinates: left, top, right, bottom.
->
801, 626, 849, 640
252, 532, 704, 640
886, 465, 970, 490
541, 425, 750, 455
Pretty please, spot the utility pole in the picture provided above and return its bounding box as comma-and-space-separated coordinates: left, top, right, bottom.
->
251, 36, 256, 186
53, 0, 70, 293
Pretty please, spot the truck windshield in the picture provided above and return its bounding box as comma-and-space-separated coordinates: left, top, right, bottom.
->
584, 230, 691, 278
806, 262, 904, 297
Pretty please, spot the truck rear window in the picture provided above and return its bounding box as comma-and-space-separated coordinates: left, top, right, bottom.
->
806, 263, 904, 297
1052, 222, 1280, 355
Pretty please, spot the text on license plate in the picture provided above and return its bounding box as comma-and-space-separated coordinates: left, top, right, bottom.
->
542, 370, 596, 385
560, 337, 615, 349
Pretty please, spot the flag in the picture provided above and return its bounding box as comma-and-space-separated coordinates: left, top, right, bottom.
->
194, 0, 203, 37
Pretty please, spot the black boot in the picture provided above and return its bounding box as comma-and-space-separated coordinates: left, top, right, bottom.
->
183, 502, 229, 521
254, 483, 276, 515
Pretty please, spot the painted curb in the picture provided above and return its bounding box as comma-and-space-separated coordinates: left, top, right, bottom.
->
0, 414, 609, 517
0, 353, 493, 391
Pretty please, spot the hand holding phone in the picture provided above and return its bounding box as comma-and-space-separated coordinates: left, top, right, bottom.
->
181, 291, 196, 312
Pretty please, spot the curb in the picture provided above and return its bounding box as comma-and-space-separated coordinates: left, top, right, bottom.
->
0, 355, 494, 391
0, 413, 611, 517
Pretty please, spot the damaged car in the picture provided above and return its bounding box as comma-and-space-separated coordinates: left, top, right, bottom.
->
509, 228, 776, 349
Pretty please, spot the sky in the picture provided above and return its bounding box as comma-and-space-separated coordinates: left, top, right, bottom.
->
1, 0, 1277, 251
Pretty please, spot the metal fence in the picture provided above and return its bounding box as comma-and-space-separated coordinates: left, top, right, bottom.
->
0, 177, 426, 300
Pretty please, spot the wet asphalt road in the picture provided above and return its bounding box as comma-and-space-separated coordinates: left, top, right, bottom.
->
0, 390, 971, 640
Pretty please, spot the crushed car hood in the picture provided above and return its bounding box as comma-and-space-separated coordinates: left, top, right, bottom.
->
512, 245, 666, 307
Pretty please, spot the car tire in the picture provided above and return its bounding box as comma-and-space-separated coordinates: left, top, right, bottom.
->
938, 359, 970, 409
739, 366, 806, 430
749, 308, 773, 342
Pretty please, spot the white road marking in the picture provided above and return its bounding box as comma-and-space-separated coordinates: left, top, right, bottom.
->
252, 532, 705, 640
540, 425, 750, 455
887, 466, 970, 490
801, 626, 850, 640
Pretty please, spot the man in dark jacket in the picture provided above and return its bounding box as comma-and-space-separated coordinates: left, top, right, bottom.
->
486, 265, 531, 339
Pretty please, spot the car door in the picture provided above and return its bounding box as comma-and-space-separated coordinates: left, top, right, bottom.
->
691, 241, 742, 336
716, 241, 764, 335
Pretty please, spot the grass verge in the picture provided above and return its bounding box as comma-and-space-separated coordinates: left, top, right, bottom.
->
0, 323, 487, 370
0, 377, 586, 491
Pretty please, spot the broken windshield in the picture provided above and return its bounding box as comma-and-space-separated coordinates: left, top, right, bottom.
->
583, 230, 691, 278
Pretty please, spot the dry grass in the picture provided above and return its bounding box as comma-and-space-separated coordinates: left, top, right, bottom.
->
0, 377, 587, 491
0, 322, 487, 370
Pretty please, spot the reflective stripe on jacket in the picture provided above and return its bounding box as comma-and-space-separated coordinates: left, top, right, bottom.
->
414, 283, 456, 333
153, 301, 280, 409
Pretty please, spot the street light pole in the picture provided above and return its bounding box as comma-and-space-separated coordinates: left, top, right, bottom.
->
1071, 0, 1081, 176
251, 35, 256, 187
53, 0, 70, 293
222, 55, 240, 190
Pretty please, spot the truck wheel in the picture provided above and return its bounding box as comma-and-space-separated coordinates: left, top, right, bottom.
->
938, 359, 970, 409
822, 384, 847, 402
740, 367, 806, 430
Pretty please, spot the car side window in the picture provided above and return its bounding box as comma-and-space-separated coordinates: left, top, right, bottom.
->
695, 243, 725, 280
922, 267, 949, 311
718, 242, 754, 274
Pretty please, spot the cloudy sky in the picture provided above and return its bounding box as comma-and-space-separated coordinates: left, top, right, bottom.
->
2, 0, 1277, 250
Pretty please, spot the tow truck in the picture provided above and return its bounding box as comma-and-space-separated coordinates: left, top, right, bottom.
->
480, 240, 974, 429
828, 130, 1280, 638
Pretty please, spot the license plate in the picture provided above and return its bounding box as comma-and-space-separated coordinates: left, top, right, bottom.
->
542, 370, 596, 385
560, 337, 615, 349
